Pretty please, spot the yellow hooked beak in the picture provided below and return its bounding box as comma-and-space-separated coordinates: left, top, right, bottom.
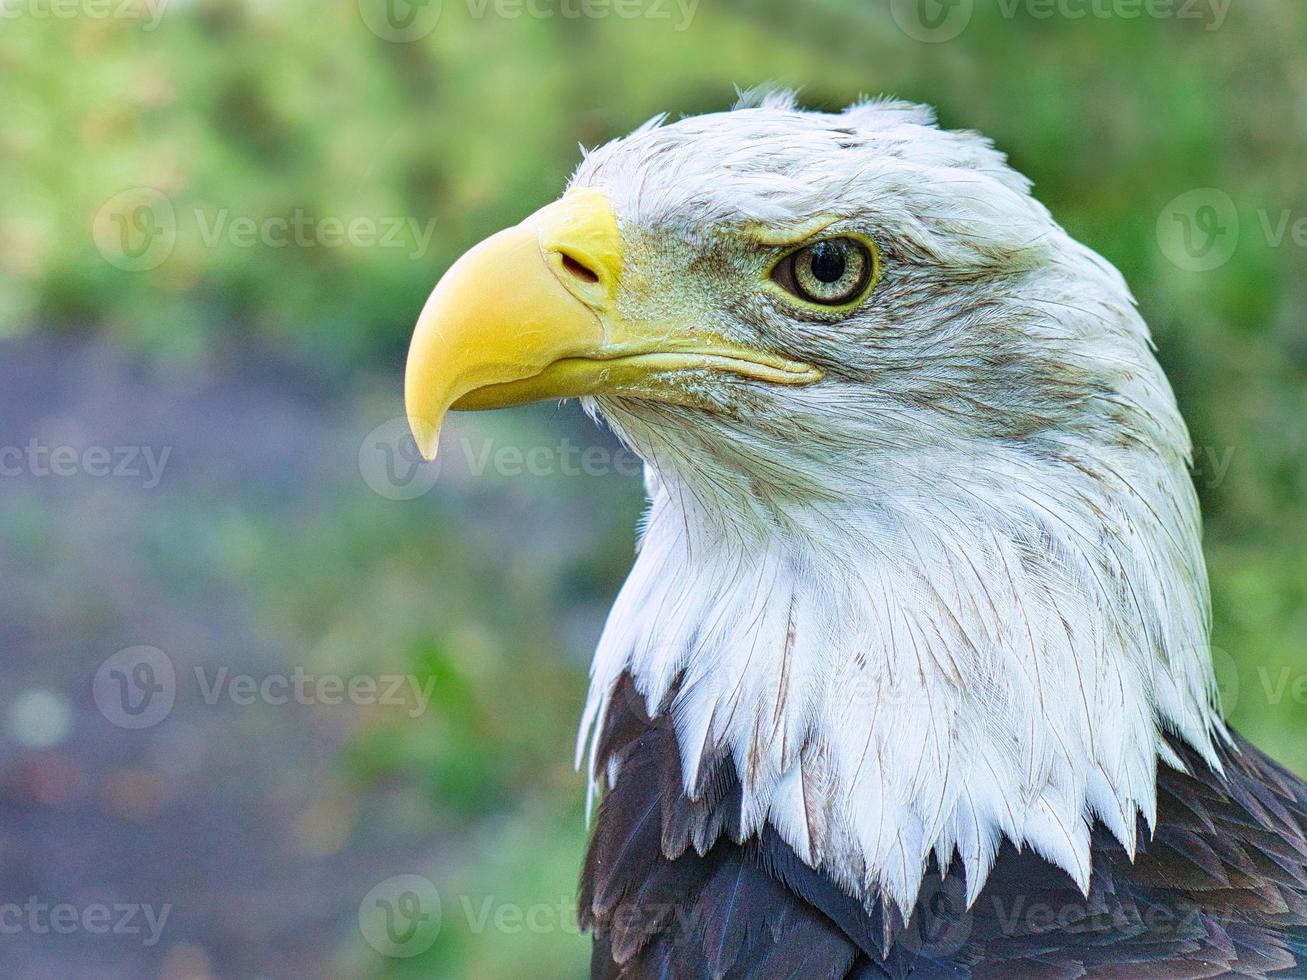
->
403, 188, 822, 460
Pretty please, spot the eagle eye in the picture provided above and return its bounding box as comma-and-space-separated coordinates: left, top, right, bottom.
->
770, 236, 877, 308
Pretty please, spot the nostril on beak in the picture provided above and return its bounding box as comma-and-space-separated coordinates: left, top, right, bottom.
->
559, 251, 601, 286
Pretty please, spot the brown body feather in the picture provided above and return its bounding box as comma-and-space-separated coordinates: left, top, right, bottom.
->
582, 675, 1307, 979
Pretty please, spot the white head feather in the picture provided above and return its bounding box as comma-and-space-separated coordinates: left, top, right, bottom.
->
572, 91, 1226, 916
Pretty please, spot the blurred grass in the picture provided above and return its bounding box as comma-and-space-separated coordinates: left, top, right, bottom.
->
2, 2, 1306, 977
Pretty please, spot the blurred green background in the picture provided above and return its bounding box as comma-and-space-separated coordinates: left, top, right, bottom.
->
1, 1, 1305, 977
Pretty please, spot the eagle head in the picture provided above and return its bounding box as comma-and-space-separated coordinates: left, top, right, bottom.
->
404, 90, 1226, 913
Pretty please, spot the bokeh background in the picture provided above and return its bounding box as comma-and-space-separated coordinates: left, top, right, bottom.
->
2, 1, 1305, 977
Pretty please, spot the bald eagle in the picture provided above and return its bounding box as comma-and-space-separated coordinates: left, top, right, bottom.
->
403, 92, 1307, 978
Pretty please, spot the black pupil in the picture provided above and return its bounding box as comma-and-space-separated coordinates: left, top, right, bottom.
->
809, 241, 847, 283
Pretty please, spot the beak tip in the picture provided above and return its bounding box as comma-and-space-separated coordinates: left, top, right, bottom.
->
407, 416, 441, 463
